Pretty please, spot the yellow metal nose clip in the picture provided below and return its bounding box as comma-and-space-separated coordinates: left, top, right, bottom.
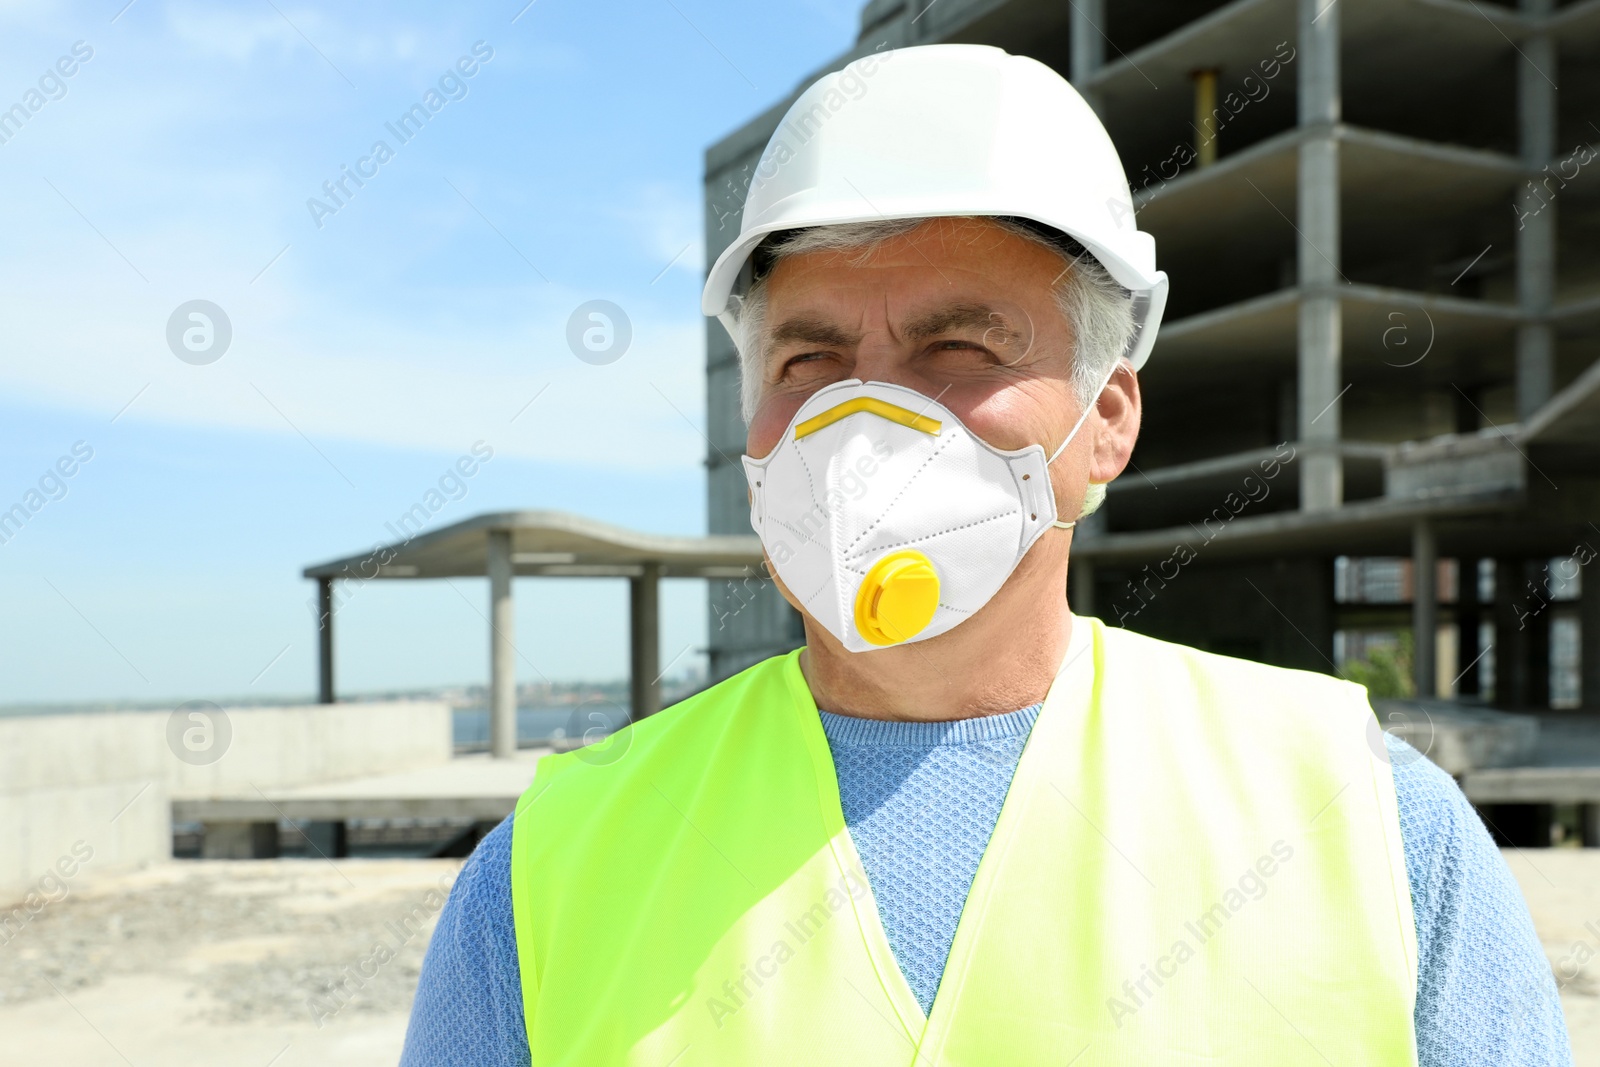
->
853, 550, 941, 646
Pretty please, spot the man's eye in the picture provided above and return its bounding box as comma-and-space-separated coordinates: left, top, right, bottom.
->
933, 339, 987, 353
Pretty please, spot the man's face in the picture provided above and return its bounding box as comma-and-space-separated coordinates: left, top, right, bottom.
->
745, 217, 1092, 473
743, 215, 1142, 646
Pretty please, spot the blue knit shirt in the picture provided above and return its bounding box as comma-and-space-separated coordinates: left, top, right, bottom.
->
401, 715, 1572, 1065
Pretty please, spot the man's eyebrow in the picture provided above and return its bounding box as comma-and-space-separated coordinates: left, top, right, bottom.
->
903, 303, 1020, 342
768, 317, 862, 351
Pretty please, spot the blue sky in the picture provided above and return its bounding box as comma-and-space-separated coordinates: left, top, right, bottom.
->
0, 0, 858, 705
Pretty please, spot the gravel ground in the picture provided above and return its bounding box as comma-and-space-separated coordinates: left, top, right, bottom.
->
0, 858, 460, 1067
1503, 848, 1600, 1064
1, 850, 1595, 1066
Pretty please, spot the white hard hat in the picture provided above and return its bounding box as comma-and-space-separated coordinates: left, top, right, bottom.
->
702, 43, 1168, 370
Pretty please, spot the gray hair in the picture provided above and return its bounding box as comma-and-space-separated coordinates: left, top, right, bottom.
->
729, 217, 1136, 423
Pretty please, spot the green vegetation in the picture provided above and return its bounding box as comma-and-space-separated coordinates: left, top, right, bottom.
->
1340, 631, 1415, 699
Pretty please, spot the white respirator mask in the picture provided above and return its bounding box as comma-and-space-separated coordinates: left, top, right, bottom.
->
743, 376, 1110, 653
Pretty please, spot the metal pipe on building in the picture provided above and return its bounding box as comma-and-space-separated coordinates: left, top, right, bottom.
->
1192, 69, 1220, 168
1297, 0, 1343, 511
487, 529, 517, 759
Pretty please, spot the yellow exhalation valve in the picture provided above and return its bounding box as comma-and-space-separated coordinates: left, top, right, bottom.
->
853, 550, 941, 646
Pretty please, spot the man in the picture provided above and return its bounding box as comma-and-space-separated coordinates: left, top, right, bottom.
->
403, 45, 1570, 1065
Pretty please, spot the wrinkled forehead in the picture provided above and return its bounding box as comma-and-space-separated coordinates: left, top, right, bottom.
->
764, 300, 1036, 354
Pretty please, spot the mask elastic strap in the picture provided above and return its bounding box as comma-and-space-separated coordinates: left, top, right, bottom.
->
1044, 361, 1122, 532
1045, 360, 1121, 466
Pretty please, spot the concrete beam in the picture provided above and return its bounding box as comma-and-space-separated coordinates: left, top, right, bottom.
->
175, 796, 521, 823
487, 529, 517, 759
630, 563, 662, 721
1461, 767, 1600, 804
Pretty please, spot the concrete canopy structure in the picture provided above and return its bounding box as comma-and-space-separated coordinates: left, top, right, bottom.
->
303, 510, 763, 757
703, 0, 1600, 831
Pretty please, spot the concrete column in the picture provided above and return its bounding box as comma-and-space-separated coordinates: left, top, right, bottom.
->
1582, 560, 1600, 709
1516, 0, 1558, 422
1457, 557, 1482, 696
1070, 558, 1096, 619
630, 563, 662, 721
1525, 559, 1552, 709
1493, 557, 1525, 707
1070, 0, 1106, 113
1412, 520, 1438, 697
1298, 0, 1342, 511
487, 530, 517, 759
302, 821, 347, 859
1494, 557, 1552, 709
317, 576, 335, 704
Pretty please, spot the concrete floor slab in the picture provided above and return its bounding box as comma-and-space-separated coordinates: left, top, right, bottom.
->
171, 748, 553, 823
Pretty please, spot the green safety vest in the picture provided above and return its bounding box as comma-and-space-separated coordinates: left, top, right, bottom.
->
510, 616, 1418, 1065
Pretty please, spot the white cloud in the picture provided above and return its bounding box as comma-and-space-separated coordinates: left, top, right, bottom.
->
613, 181, 705, 281
0, 257, 710, 469
163, 6, 305, 65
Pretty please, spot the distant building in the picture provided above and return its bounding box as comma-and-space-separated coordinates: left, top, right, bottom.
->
703, 0, 1600, 719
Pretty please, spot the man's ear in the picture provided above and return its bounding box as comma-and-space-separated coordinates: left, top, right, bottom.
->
1089, 360, 1141, 484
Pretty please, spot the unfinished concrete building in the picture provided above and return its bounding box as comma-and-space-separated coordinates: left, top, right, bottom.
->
703, 0, 1600, 841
